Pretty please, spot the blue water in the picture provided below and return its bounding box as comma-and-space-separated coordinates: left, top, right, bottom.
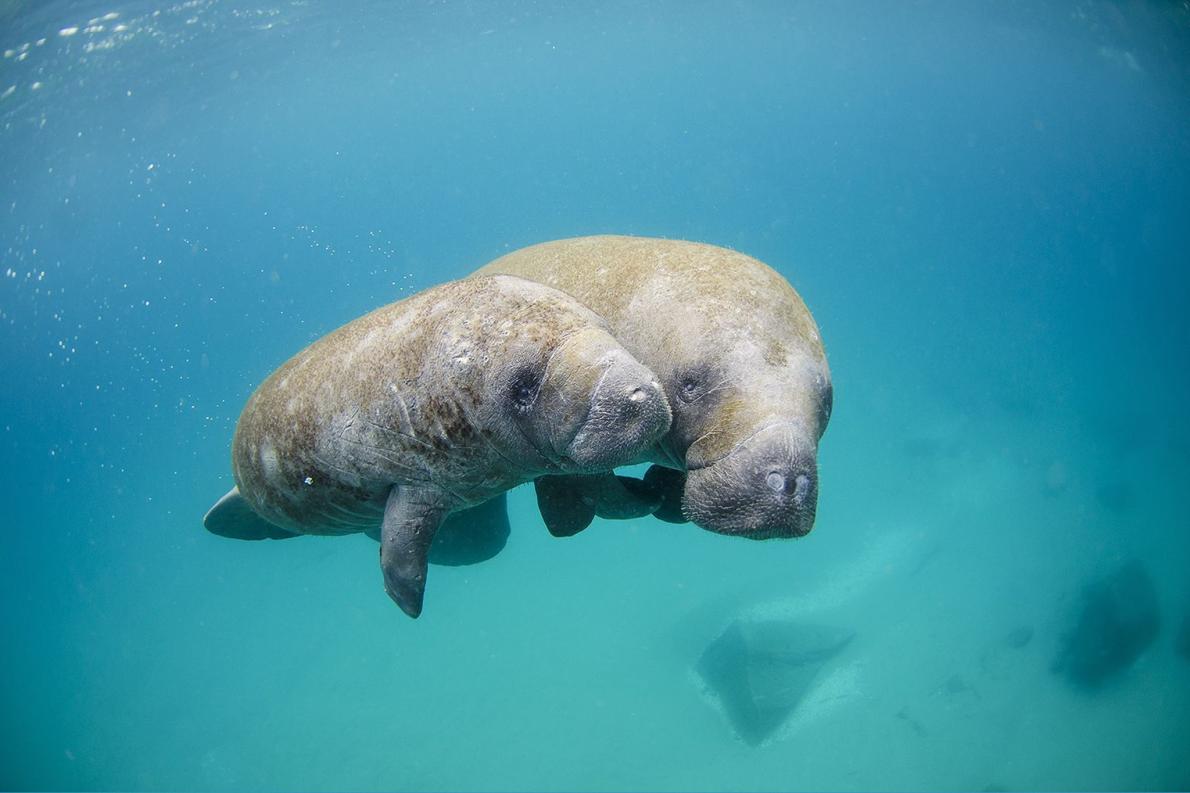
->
2, 1, 1189, 790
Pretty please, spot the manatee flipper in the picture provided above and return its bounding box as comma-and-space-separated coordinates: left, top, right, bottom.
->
599, 475, 663, 518
643, 465, 689, 524
379, 484, 451, 618
428, 492, 511, 566
366, 493, 511, 566
204, 487, 299, 540
534, 473, 664, 537
535, 476, 595, 537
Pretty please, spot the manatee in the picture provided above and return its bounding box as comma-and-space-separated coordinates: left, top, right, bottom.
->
475, 235, 832, 539
203, 275, 671, 617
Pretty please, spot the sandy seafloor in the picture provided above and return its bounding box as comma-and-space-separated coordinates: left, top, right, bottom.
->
1, 1, 1188, 790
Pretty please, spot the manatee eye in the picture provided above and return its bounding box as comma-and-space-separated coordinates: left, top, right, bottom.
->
676, 363, 717, 406
510, 368, 540, 412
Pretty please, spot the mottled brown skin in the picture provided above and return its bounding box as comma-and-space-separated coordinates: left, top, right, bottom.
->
476, 236, 832, 539
215, 274, 671, 616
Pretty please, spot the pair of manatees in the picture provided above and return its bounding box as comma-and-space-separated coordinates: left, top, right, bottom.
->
204, 236, 833, 618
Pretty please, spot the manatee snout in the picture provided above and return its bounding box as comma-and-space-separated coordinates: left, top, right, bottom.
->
683, 423, 818, 539
566, 353, 671, 470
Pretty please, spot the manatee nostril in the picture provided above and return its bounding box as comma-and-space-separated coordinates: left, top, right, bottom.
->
765, 471, 785, 492
629, 387, 647, 403
793, 473, 811, 504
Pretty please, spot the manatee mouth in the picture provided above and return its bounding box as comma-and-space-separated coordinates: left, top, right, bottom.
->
681, 423, 818, 539
563, 363, 671, 471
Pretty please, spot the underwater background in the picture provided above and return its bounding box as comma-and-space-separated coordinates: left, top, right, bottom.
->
2, 1, 1189, 790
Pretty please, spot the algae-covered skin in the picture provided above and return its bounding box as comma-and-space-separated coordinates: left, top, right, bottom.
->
476, 236, 832, 540
204, 274, 671, 617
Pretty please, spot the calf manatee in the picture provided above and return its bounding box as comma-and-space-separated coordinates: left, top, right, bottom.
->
475, 235, 832, 540
204, 275, 671, 617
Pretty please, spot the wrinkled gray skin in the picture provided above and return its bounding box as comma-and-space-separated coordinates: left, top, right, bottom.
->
203, 275, 671, 617
475, 236, 832, 540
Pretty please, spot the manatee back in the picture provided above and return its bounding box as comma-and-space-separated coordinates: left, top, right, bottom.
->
230, 288, 445, 534
479, 236, 824, 360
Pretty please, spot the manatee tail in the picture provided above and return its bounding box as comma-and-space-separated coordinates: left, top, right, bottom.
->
204, 487, 299, 540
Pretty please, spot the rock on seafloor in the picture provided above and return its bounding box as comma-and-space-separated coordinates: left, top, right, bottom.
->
1052, 560, 1159, 690
696, 619, 854, 746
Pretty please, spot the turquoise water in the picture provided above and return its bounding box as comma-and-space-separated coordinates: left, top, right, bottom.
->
2, 1, 1189, 790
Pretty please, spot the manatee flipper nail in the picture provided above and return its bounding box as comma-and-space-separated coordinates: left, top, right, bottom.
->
203, 487, 300, 540
535, 475, 597, 537
643, 465, 689, 524
379, 485, 450, 619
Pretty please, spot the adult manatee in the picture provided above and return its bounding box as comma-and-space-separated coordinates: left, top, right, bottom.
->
203, 275, 671, 617
476, 236, 832, 539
